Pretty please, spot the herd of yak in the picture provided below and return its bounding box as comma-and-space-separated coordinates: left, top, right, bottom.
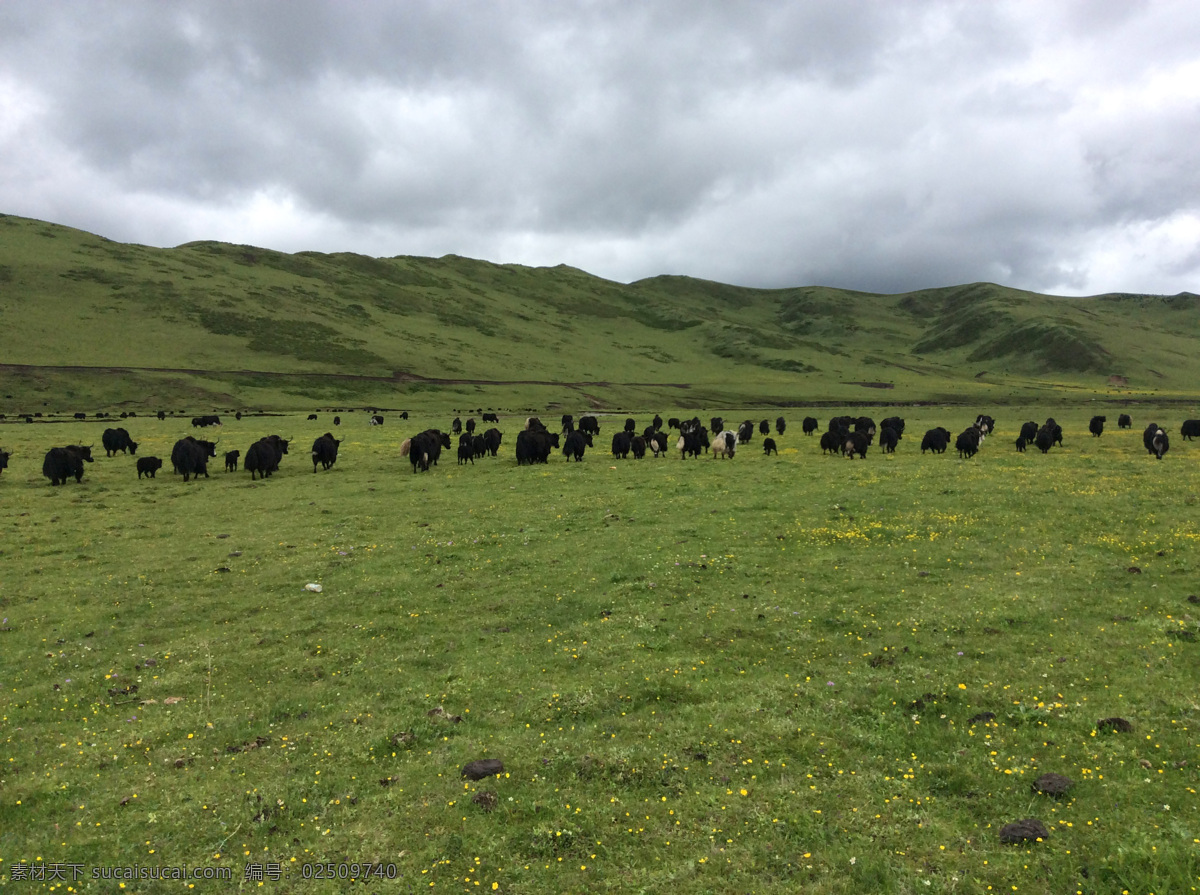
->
28, 428, 340, 486
2, 410, 1191, 486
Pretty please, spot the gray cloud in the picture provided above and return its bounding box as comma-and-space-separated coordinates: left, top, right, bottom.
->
1, 0, 1197, 295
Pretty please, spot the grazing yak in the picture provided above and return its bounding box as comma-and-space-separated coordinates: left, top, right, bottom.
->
652, 414, 663, 430
102, 427, 138, 457
712, 431, 737, 459
369, 414, 384, 426
578, 415, 599, 435
43, 445, 94, 485
421, 430, 453, 467
224, 450, 240, 472
955, 428, 981, 459
630, 435, 647, 459
819, 430, 841, 455
136, 456, 163, 479
561, 414, 574, 432
881, 416, 905, 437
1180, 420, 1200, 440
623, 417, 637, 434
171, 437, 215, 482
514, 432, 537, 465
1034, 426, 1056, 454
650, 432, 670, 456
802, 416, 819, 436
1018, 421, 1038, 446
920, 427, 951, 454
482, 412, 499, 423
762, 437, 778, 455
430, 430, 452, 464
452, 417, 462, 435
1118, 413, 1132, 428
1043, 419, 1063, 447
333, 415, 341, 426
407, 429, 453, 472
1089, 415, 1106, 437
191, 415, 221, 427
516, 428, 556, 465
405, 433, 431, 472
611, 431, 632, 459
1151, 429, 1170, 459
457, 433, 474, 465
312, 433, 340, 472
759, 419, 770, 436
842, 431, 870, 459
676, 429, 705, 459
1144, 423, 1169, 459
0, 448, 9, 475
737, 421, 754, 444
483, 428, 503, 457
562, 430, 592, 461
710, 417, 725, 436
245, 435, 290, 480
974, 415, 996, 437
854, 417, 877, 443
878, 426, 899, 453
775, 416, 787, 435
307, 413, 318, 421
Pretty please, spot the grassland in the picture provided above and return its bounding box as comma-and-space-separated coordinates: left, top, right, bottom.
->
1, 408, 1198, 893
2, 212, 1200, 413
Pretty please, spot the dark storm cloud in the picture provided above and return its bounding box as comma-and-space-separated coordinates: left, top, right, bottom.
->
1, 1, 1197, 295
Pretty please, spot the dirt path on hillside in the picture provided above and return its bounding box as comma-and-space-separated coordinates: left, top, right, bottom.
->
0, 362, 693, 390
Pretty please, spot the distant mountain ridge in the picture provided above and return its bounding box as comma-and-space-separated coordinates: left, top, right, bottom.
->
1, 212, 1197, 409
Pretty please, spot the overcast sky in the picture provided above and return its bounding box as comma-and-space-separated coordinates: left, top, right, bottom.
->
2, 1, 1198, 295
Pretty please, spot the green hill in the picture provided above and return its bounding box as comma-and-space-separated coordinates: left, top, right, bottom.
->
1, 212, 1197, 411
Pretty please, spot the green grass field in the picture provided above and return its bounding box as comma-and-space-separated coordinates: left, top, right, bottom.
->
2, 408, 1198, 893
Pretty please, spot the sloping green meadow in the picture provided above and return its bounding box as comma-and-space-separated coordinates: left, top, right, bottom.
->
3, 212, 1200, 412
1, 409, 1198, 893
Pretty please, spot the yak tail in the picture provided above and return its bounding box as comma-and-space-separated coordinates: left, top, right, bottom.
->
400, 438, 411, 457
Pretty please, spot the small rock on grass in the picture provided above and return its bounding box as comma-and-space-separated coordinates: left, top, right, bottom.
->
999, 818, 1050, 844
1032, 773, 1073, 797
471, 791, 498, 812
462, 759, 504, 780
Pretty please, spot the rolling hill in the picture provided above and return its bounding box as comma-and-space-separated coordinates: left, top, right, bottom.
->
1, 212, 1197, 411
